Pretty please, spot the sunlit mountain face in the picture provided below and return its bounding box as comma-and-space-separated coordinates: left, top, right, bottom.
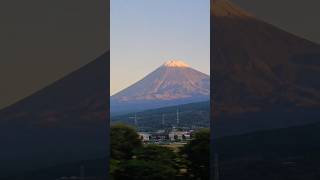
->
110, 60, 210, 114
212, 0, 320, 136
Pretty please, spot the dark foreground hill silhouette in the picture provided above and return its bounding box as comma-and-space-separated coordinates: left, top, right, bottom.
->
0, 52, 108, 178
215, 121, 320, 180
212, 0, 320, 136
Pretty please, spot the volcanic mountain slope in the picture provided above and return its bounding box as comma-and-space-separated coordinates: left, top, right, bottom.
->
111, 60, 210, 114
212, 0, 320, 135
0, 53, 108, 177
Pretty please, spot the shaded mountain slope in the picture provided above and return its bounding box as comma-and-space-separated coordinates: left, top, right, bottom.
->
0, 53, 108, 125
0, 52, 109, 177
212, 0, 320, 135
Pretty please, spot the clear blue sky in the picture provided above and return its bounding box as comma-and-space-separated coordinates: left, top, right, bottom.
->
111, 0, 210, 95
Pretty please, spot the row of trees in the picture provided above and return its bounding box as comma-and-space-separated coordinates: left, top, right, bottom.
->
110, 124, 210, 180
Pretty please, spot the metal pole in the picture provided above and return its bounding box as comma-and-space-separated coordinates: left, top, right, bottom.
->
176, 107, 180, 126
162, 114, 165, 126
134, 113, 138, 126
80, 165, 85, 180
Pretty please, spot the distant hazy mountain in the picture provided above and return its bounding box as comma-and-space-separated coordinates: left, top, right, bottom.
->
212, 0, 320, 136
112, 101, 210, 130
0, 53, 108, 177
111, 60, 210, 114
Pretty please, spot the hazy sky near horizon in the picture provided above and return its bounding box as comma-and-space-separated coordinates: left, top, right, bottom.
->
110, 0, 210, 95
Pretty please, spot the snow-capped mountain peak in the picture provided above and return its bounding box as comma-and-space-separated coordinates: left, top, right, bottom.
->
163, 60, 190, 68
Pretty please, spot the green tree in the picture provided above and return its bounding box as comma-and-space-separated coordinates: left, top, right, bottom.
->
113, 145, 181, 180
114, 160, 177, 180
109, 159, 120, 180
181, 129, 210, 180
134, 145, 179, 169
110, 124, 142, 160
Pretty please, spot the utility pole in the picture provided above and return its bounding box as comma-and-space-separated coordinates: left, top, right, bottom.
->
129, 113, 138, 126
80, 165, 85, 180
162, 113, 165, 126
134, 113, 138, 126
214, 153, 220, 180
176, 107, 180, 126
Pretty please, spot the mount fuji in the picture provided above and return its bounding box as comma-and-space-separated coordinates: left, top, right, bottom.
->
212, 0, 320, 136
111, 60, 210, 114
